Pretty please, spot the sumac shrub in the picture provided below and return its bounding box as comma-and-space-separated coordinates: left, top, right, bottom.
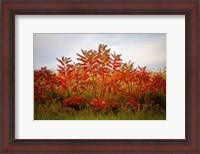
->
34, 44, 166, 116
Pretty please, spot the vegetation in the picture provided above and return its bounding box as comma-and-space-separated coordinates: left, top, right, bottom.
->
34, 44, 166, 120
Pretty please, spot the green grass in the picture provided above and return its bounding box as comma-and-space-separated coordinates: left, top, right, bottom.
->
34, 101, 166, 120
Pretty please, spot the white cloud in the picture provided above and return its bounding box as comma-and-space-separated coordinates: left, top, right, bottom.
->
34, 33, 166, 71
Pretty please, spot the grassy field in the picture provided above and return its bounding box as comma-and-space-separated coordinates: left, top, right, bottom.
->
34, 100, 166, 120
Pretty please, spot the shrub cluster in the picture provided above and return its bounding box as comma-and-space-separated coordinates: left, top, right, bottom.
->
34, 44, 166, 115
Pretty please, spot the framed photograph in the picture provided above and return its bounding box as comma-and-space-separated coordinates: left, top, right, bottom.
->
1, 0, 199, 153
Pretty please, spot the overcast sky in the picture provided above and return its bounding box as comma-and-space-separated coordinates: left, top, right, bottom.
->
33, 33, 166, 71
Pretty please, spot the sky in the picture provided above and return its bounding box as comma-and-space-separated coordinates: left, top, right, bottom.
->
33, 33, 166, 71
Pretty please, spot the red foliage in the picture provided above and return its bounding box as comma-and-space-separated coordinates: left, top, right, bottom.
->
150, 74, 166, 94
90, 98, 108, 112
63, 96, 86, 110
34, 44, 166, 113
34, 67, 58, 103
126, 98, 141, 112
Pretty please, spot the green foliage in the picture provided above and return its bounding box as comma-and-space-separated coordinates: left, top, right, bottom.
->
34, 101, 166, 120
